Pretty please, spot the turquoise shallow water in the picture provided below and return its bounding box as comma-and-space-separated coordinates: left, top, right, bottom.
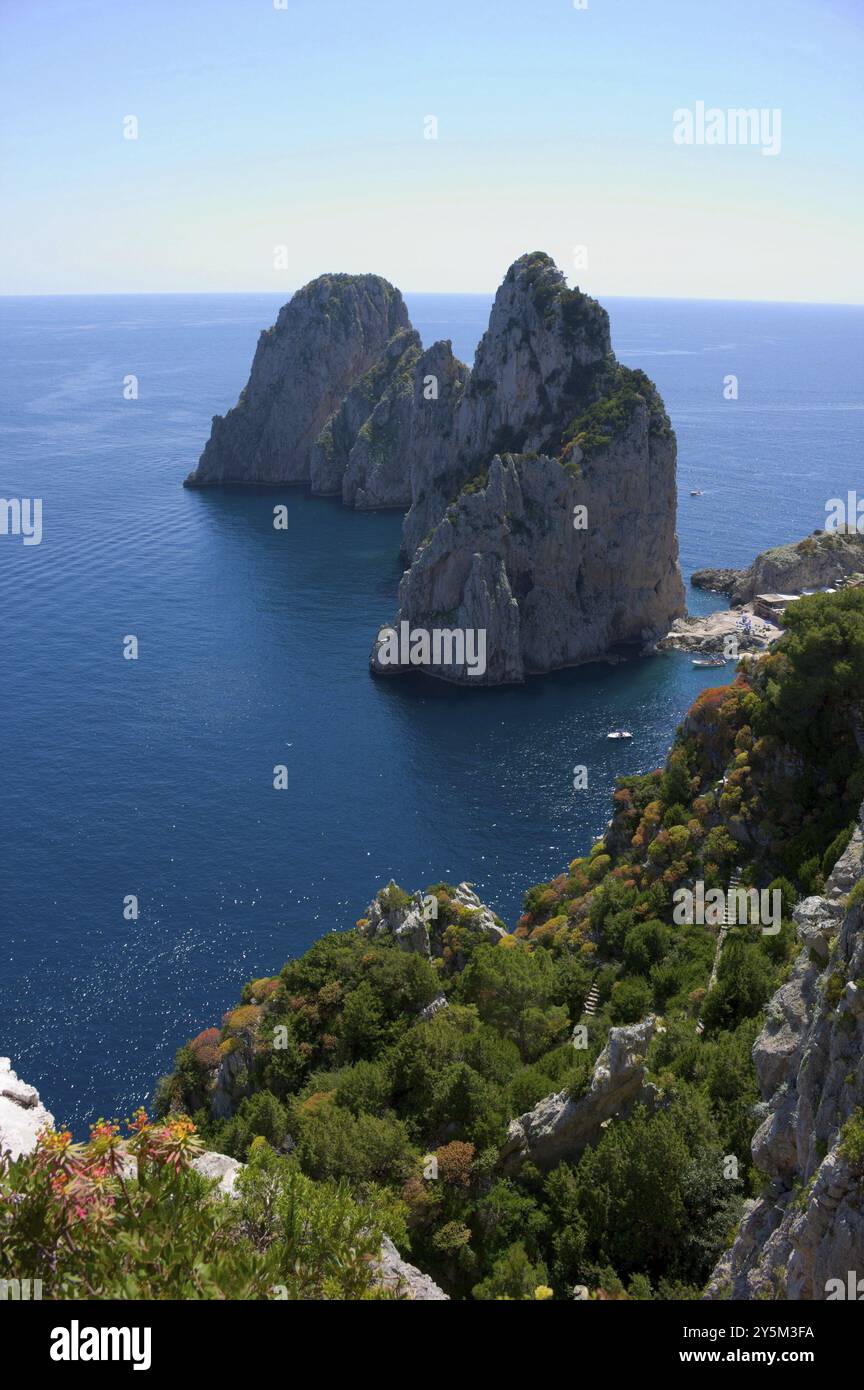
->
1, 291, 862, 1130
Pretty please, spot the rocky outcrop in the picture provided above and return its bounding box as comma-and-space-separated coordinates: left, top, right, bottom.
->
400, 252, 611, 561
210, 1029, 257, 1121
705, 808, 864, 1299
692, 532, 864, 606
658, 604, 779, 655
185, 273, 411, 487
375, 1236, 450, 1300
359, 881, 508, 960
186, 254, 684, 686
372, 252, 685, 683
500, 1017, 660, 1173
0, 1058, 55, 1160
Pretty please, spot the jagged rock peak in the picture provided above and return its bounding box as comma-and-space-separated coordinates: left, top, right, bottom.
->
399, 252, 613, 560
185, 272, 411, 488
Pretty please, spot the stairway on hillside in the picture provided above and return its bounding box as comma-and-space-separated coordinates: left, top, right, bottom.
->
696, 865, 743, 1035
581, 978, 600, 1018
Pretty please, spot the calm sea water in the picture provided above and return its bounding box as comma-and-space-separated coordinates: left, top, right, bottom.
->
2, 292, 862, 1131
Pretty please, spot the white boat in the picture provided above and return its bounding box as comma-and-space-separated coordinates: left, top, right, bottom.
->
692, 655, 727, 668
607, 729, 633, 740
690, 489, 704, 496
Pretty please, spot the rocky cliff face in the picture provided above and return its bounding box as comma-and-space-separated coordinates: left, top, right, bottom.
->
397, 340, 471, 555
692, 532, 864, 605
185, 273, 411, 487
400, 253, 611, 561
308, 327, 420, 500
705, 808, 864, 1299
373, 405, 684, 684
372, 253, 684, 683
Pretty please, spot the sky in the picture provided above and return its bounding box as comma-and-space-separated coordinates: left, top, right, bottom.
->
0, 0, 862, 301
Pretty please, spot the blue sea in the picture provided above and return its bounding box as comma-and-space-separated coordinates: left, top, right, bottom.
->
2, 291, 862, 1131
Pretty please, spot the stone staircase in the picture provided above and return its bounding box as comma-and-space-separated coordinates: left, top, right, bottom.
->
696, 865, 742, 1034
581, 977, 600, 1018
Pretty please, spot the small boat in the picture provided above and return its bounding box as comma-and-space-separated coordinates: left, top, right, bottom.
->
607, 729, 633, 740
690, 489, 704, 496
692, 654, 727, 668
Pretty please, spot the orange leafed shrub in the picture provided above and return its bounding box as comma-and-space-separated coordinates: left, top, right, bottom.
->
435, 1141, 475, 1187
189, 1028, 221, 1069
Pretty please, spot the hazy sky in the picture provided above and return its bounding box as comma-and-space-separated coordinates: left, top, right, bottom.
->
1, 0, 862, 300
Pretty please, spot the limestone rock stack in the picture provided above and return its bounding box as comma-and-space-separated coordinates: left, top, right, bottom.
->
185, 273, 411, 487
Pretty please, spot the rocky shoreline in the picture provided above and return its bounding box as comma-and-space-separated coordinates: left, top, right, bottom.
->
658, 603, 780, 655
692, 530, 864, 606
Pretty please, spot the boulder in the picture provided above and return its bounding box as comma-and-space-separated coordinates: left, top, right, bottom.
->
501, 1017, 659, 1173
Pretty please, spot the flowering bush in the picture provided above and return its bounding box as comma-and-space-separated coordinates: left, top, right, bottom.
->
0, 1113, 398, 1300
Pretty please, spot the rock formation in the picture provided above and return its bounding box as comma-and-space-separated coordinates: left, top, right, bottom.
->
185, 273, 411, 488
376, 1236, 450, 1300
399, 252, 612, 561
692, 531, 864, 606
705, 808, 864, 1299
500, 1017, 660, 1173
304, 325, 434, 512
398, 340, 471, 559
186, 254, 685, 685
359, 880, 508, 959
371, 252, 685, 683
0, 1057, 55, 1160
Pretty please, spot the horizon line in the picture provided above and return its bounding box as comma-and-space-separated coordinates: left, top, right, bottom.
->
1, 289, 862, 310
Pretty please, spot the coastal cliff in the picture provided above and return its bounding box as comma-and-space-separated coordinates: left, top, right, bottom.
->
373, 254, 685, 683
705, 814, 864, 1300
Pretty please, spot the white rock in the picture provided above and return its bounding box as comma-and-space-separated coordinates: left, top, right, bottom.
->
0, 1058, 55, 1160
